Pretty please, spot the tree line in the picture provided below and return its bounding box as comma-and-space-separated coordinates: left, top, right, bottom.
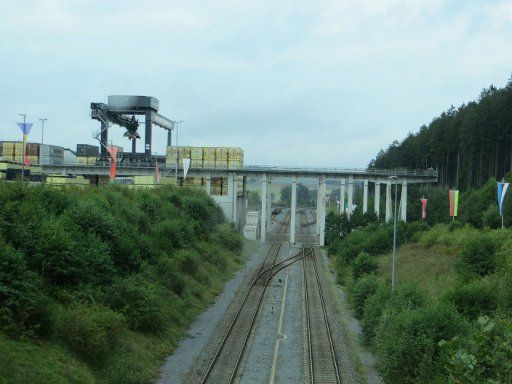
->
369, 75, 512, 191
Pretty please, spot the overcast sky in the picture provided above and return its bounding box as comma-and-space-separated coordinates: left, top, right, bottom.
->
1, 0, 511, 167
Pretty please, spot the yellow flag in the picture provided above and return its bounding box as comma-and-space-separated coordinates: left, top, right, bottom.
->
453, 190, 459, 217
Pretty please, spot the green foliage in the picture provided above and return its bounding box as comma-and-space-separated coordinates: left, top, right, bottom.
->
443, 279, 498, 320
376, 302, 466, 384
441, 316, 512, 383
457, 234, 496, 278
0, 243, 38, 336
369, 80, 512, 191
482, 203, 502, 229
280, 183, 315, 207
60, 303, 124, 363
348, 274, 379, 319
351, 252, 379, 279
361, 283, 391, 344
0, 183, 243, 382
106, 276, 167, 333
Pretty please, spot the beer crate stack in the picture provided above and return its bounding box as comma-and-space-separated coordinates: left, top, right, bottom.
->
165, 146, 244, 170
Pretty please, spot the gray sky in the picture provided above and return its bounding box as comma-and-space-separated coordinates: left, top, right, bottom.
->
1, 0, 511, 167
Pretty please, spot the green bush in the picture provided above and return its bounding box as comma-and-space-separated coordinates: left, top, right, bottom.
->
348, 274, 379, 319
0, 243, 38, 336
352, 252, 379, 279
482, 204, 502, 229
443, 279, 498, 320
60, 304, 124, 363
106, 277, 166, 333
456, 234, 496, 277
376, 302, 466, 383
361, 283, 391, 344
441, 316, 512, 383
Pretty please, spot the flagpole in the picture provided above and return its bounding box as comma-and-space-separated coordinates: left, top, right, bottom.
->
18, 114, 26, 182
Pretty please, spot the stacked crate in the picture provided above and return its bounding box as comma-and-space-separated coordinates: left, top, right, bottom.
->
228, 148, 244, 169
215, 147, 229, 169
203, 147, 216, 168
165, 146, 244, 170
190, 147, 203, 168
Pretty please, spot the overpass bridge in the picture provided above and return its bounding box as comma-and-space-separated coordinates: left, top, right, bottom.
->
41, 163, 438, 246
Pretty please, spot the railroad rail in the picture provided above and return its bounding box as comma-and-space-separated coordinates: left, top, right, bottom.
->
303, 215, 341, 384
200, 214, 292, 383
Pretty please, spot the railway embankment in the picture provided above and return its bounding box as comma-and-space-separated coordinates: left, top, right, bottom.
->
0, 183, 243, 384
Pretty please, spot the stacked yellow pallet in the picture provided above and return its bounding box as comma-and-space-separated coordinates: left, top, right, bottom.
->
75, 156, 97, 165
165, 146, 244, 170
46, 176, 89, 186
228, 148, 244, 169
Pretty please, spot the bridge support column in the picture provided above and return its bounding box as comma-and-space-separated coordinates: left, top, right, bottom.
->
401, 179, 408, 222
266, 178, 271, 234
385, 180, 392, 222
339, 178, 346, 215
231, 173, 238, 228
290, 175, 297, 244
363, 179, 368, 214
205, 172, 211, 195
318, 176, 326, 246
375, 179, 381, 219
261, 173, 267, 242
347, 175, 354, 216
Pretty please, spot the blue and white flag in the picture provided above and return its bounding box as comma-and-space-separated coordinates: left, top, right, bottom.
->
16, 122, 33, 135
497, 182, 509, 215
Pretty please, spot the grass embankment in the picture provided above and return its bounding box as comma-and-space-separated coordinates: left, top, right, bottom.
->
0, 183, 243, 384
328, 221, 512, 383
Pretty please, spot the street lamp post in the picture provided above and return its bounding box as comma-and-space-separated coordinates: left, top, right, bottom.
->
39, 118, 47, 183
18, 114, 27, 182
388, 175, 398, 291
172, 120, 183, 186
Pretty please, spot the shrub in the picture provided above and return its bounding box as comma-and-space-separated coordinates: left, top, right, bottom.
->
443, 279, 498, 320
482, 204, 502, 229
352, 252, 379, 279
441, 316, 512, 383
456, 234, 496, 277
60, 304, 124, 363
0, 243, 38, 336
376, 302, 466, 383
106, 277, 167, 333
349, 274, 379, 319
361, 283, 391, 344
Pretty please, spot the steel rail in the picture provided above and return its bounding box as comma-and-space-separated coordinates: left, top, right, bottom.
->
200, 213, 291, 384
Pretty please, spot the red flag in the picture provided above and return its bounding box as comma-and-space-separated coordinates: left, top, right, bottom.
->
24, 155, 31, 167
154, 158, 160, 184
449, 190, 454, 217
106, 146, 119, 180
420, 197, 428, 219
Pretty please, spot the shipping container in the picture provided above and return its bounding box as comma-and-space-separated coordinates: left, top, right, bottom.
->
76, 144, 100, 157
26, 143, 40, 156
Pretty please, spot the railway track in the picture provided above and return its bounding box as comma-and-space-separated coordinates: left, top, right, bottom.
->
303, 214, 341, 384
200, 213, 292, 384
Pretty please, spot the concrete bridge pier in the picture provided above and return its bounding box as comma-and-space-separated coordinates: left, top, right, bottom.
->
401, 179, 408, 222
339, 178, 346, 215
260, 173, 267, 242
318, 176, 326, 246
385, 180, 392, 222
375, 178, 381, 219
266, 177, 271, 234
347, 175, 354, 216
363, 179, 369, 214
290, 175, 297, 244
